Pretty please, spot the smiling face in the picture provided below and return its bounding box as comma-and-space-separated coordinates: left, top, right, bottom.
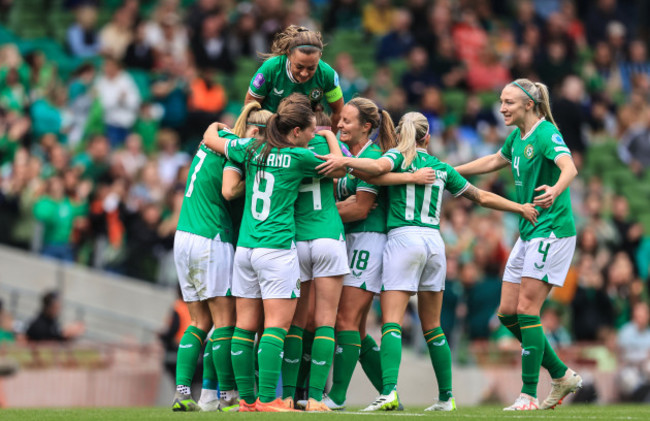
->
337, 104, 371, 146
288, 49, 320, 83
499, 84, 534, 127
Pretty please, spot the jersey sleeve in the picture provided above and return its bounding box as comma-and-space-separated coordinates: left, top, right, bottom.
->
444, 164, 470, 197
381, 148, 404, 171
499, 130, 516, 163
248, 59, 274, 99
224, 160, 243, 175
543, 131, 573, 163
225, 137, 253, 164
322, 62, 343, 104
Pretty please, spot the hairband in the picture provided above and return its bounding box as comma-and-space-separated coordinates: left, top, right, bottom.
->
247, 123, 266, 127
511, 82, 538, 104
420, 124, 430, 142
292, 44, 322, 51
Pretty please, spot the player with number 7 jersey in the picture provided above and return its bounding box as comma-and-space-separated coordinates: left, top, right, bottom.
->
201, 93, 347, 413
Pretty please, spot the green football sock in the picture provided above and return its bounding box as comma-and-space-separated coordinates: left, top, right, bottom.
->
258, 327, 287, 403
203, 331, 218, 390
328, 330, 360, 405
360, 334, 383, 393
231, 328, 256, 404
498, 313, 568, 379
309, 326, 335, 400
212, 326, 236, 391
380, 323, 402, 395
296, 330, 314, 389
281, 325, 304, 399
519, 314, 545, 398
424, 327, 453, 402
176, 325, 207, 388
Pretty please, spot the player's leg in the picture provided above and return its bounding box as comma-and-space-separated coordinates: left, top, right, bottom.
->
295, 286, 316, 405
328, 286, 373, 407
206, 296, 237, 410
282, 280, 311, 402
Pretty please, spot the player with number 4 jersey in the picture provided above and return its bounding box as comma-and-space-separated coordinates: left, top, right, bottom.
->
317, 111, 539, 412
455, 79, 581, 411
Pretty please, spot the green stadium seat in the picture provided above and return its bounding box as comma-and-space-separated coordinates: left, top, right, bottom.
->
477, 91, 500, 109
442, 89, 467, 117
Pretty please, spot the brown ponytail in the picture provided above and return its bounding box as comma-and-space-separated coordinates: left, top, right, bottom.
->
346, 97, 397, 152
261, 25, 323, 60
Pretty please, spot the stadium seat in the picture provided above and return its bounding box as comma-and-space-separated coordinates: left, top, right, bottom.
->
442, 89, 467, 117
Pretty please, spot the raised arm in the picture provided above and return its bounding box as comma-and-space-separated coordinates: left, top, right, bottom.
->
455, 152, 510, 176
317, 130, 347, 178
461, 184, 539, 225
201, 122, 231, 155
328, 97, 344, 133
533, 155, 578, 209
245, 91, 264, 106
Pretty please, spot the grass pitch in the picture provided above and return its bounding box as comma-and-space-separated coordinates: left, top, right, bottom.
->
0, 405, 649, 421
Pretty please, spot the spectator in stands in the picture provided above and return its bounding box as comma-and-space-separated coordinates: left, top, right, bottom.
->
113, 133, 147, 181
400, 47, 438, 106
553, 76, 587, 166
571, 254, 613, 340
375, 9, 415, 64
334, 52, 368, 101
24, 51, 57, 99
99, 7, 135, 60
586, 0, 627, 46
512, 0, 545, 45
583, 41, 623, 100
122, 203, 165, 282
228, 2, 267, 60
430, 35, 467, 90
541, 305, 572, 349
144, 12, 189, 67
452, 8, 488, 69
190, 9, 235, 73
619, 39, 650, 94
124, 21, 155, 71
618, 108, 650, 175
151, 52, 188, 131
33, 175, 88, 262
323, 0, 361, 33
617, 301, 650, 401
537, 41, 573, 92
185, 68, 227, 140
26, 291, 84, 342
466, 47, 511, 93
186, 0, 220, 37
155, 129, 189, 188
94, 56, 141, 147
72, 134, 111, 184
67, 63, 96, 149
285, 0, 318, 31
607, 251, 642, 328
362, 0, 395, 37
419, 87, 445, 142
611, 195, 644, 265
67, 4, 101, 58
30, 85, 71, 143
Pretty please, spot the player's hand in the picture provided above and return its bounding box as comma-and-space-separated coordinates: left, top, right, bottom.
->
520, 203, 539, 225
316, 129, 335, 138
533, 184, 558, 208
316, 155, 349, 176
411, 168, 436, 185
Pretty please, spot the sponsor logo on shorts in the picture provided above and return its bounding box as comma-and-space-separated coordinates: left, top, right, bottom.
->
252, 73, 265, 89
351, 270, 363, 278
534, 263, 544, 269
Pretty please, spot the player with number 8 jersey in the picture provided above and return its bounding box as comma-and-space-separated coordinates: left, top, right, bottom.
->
202, 93, 346, 413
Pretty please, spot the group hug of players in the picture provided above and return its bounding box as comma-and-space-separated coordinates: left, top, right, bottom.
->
170, 26, 583, 413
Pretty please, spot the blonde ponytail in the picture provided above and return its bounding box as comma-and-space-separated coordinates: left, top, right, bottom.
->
511, 78, 558, 127
377, 110, 397, 152
233, 101, 273, 138
396, 112, 429, 168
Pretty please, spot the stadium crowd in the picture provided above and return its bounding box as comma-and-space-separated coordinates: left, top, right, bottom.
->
1, 0, 650, 400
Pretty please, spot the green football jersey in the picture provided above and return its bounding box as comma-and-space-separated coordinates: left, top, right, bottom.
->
248, 55, 343, 112
225, 137, 326, 249
381, 148, 469, 231
295, 135, 344, 241
499, 119, 576, 240
177, 141, 235, 243
335, 141, 388, 234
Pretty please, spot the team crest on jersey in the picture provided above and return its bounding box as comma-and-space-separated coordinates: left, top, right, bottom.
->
524, 144, 534, 159
309, 88, 323, 102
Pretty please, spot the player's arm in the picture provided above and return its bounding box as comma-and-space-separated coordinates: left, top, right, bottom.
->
461, 184, 539, 225
336, 190, 376, 223
454, 153, 509, 176
318, 129, 347, 178
361, 168, 436, 186
328, 97, 344, 133
222, 167, 244, 200
245, 91, 264, 106
201, 122, 231, 154
533, 154, 578, 209
317, 156, 392, 176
